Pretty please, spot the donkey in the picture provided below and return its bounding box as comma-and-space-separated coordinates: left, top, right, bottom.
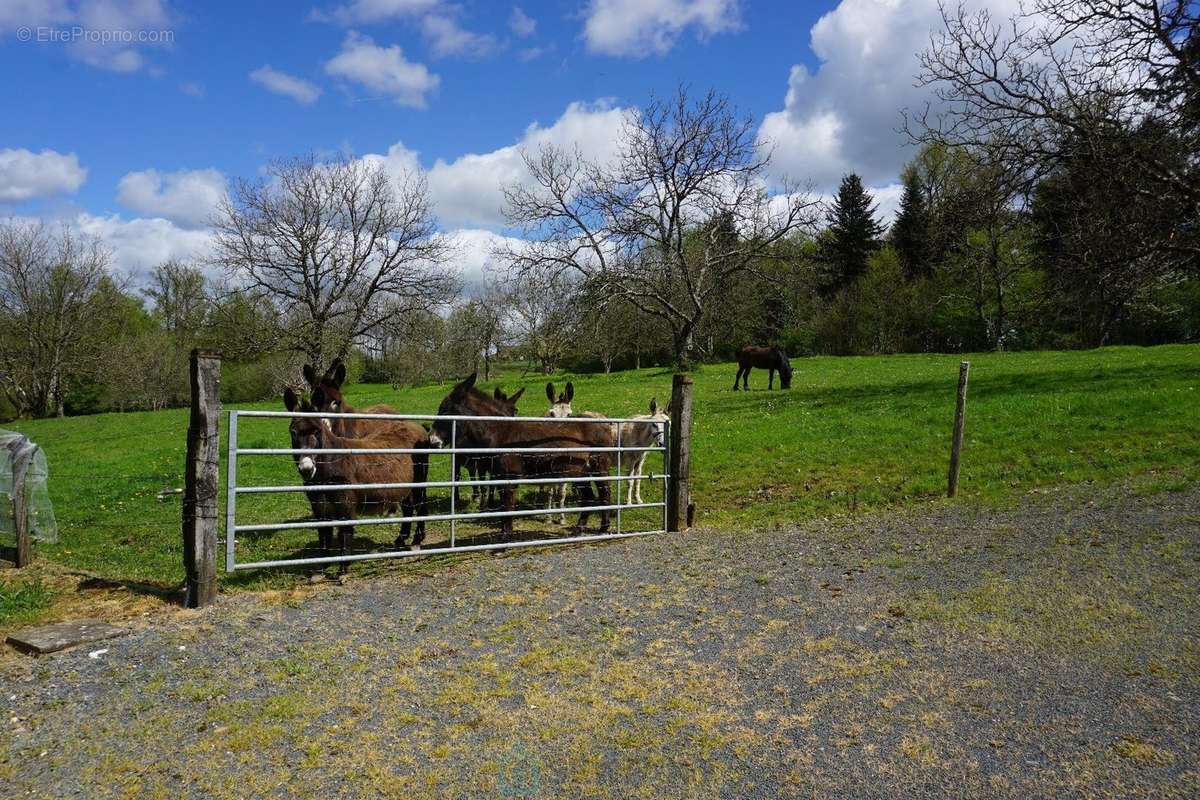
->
429, 374, 612, 535
303, 359, 420, 440
617, 398, 669, 505
545, 381, 611, 524
547, 383, 666, 507
284, 388, 428, 573
733, 345, 794, 391
455, 385, 525, 509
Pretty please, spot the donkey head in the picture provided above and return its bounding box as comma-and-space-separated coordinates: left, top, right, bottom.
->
545, 381, 574, 418
645, 397, 668, 447
430, 372, 478, 447
303, 359, 349, 414
284, 387, 323, 481
492, 385, 526, 414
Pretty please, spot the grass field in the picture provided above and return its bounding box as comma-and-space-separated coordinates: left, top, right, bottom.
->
3, 344, 1199, 592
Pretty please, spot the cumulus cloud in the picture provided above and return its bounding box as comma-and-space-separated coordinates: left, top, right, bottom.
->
74, 212, 214, 281
249, 65, 322, 105
116, 168, 226, 229
759, 0, 1021, 191
0, 147, 87, 201
361, 100, 631, 230
509, 6, 535, 38
420, 14, 497, 58
324, 32, 439, 108
583, 0, 740, 57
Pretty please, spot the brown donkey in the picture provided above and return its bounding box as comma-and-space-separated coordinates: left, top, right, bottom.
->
429, 374, 612, 535
285, 388, 428, 573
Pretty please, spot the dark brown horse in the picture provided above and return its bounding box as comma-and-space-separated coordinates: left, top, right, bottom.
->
429, 374, 612, 535
733, 345, 793, 391
284, 388, 428, 572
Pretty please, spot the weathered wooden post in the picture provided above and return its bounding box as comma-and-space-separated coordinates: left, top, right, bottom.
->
183, 349, 221, 608
12, 446, 31, 568
667, 373, 694, 532
947, 361, 970, 498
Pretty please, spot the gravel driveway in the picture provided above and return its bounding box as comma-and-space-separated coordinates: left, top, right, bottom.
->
3, 483, 1198, 799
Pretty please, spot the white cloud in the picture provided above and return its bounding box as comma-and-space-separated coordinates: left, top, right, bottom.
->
0, 148, 87, 201
362, 100, 631, 230
583, 0, 740, 57
116, 168, 226, 229
759, 0, 1021, 191
421, 14, 496, 58
249, 65, 322, 105
448, 228, 522, 293
74, 212, 214, 281
4, 0, 177, 73
324, 32, 439, 108
0, 0, 70, 33
313, 0, 439, 25
509, 6, 535, 38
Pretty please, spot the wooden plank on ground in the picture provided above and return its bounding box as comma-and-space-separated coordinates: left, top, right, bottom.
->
5, 620, 128, 656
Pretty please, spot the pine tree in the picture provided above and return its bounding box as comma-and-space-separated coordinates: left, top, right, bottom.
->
890, 168, 931, 278
823, 173, 883, 293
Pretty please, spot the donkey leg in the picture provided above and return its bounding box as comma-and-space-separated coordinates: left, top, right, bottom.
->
769, 368, 775, 390
732, 366, 742, 391
396, 496, 412, 549
597, 469, 611, 532
743, 367, 751, 390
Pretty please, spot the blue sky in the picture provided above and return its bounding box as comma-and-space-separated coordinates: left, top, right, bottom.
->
0, 0, 995, 277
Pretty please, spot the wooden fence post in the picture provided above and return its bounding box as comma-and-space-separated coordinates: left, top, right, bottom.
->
948, 361, 970, 498
183, 349, 221, 608
667, 373, 694, 532
12, 443, 32, 568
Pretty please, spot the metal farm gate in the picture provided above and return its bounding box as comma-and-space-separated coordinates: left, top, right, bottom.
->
223, 410, 671, 572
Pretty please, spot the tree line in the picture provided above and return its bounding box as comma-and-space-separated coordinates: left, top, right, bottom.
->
1, 0, 1195, 419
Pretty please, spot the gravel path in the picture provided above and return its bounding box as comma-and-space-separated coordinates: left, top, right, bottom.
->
3, 483, 1198, 799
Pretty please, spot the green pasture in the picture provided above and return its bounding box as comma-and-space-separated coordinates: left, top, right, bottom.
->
5, 344, 1199, 587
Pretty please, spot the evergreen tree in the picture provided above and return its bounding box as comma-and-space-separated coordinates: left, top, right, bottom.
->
822, 173, 883, 293
890, 167, 931, 278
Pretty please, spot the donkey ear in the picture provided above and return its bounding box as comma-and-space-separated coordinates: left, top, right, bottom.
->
665, 400, 673, 415
494, 386, 504, 400
331, 360, 347, 388
565, 382, 574, 403
649, 397, 658, 415
456, 373, 477, 394
302, 364, 317, 387
545, 382, 555, 403
284, 387, 299, 412
510, 387, 525, 404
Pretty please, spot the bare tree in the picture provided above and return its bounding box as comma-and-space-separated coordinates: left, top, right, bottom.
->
213, 154, 459, 374
501, 269, 579, 374
0, 220, 111, 417
499, 87, 820, 366
912, 1, 1199, 260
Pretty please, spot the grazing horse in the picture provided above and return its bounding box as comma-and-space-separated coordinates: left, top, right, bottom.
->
284, 389, 428, 573
430, 374, 612, 535
733, 345, 793, 391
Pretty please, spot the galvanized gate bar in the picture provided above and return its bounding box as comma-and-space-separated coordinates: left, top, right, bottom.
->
234, 473, 667, 494
234, 502, 665, 532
